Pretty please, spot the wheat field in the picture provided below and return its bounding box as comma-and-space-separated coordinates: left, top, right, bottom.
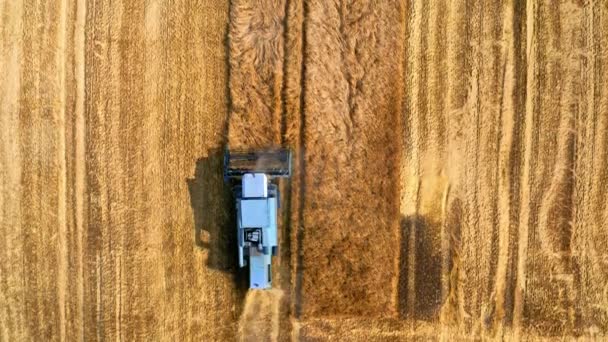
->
1, 0, 607, 341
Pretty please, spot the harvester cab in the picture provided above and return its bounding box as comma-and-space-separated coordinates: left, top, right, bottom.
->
224, 148, 291, 289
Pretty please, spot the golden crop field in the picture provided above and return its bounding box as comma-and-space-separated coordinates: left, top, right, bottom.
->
1, 0, 607, 341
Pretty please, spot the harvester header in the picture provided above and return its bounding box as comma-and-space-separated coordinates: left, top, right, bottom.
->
224, 148, 291, 179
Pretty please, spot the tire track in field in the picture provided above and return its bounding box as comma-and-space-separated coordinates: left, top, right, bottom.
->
142, 1, 166, 337
458, 0, 483, 331
115, 2, 144, 340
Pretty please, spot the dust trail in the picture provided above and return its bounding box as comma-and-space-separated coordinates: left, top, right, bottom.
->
238, 289, 284, 342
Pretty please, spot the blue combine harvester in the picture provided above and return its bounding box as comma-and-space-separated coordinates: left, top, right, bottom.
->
224, 148, 291, 289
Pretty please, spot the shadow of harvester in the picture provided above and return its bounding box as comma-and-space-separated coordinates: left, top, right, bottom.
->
186, 148, 238, 272
398, 215, 443, 320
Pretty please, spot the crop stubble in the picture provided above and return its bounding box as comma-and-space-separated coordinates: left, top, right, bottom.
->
1, 0, 241, 341
1, 0, 608, 341
229, 0, 608, 339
